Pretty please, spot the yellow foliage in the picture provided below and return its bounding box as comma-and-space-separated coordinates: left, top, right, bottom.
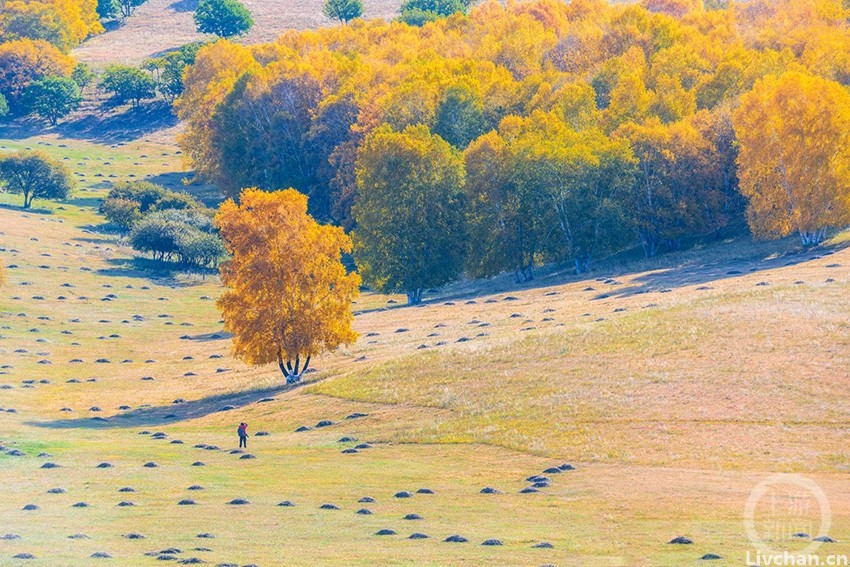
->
734, 71, 850, 245
0, 0, 103, 52
0, 38, 75, 102
215, 188, 360, 381
177, 0, 850, 251
176, 40, 258, 175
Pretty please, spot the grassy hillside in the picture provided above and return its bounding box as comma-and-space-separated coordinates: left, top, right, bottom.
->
0, 133, 849, 565
73, 0, 404, 67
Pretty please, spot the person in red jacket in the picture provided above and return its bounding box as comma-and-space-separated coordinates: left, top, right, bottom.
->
237, 422, 248, 448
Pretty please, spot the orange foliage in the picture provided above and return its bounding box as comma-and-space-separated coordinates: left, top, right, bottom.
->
0, 38, 75, 106
215, 188, 360, 381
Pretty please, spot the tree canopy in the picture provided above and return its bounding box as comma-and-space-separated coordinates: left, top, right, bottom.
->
178, 0, 850, 287
215, 188, 360, 383
0, 38, 75, 112
323, 0, 363, 23
0, 0, 103, 53
0, 150, 73, 208
194, 0, 253, 38
23, 74, 81, 124
352, 124, 467, 304
100, 64, 156, 106
734, 71, 850, 246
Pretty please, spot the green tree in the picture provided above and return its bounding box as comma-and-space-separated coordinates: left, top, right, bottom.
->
352, 124, 466, 305
71, 63, 96, 93
511, 113, 637, 273
100, 65, 156, 107
618, 116, 727, 256
178, 231, 227, 268
0, 94, 9, 119
154, 191, 203, 212
23, 75, 82, 125
464, 130, 548, 283
322, 0, 364, 23
0, 151, 74, 208
433, 85, 489, 149
194, 0, 254, 38
0, 39, 76, 112
398, 0, 470, 25
144, 42, 205, 101
129, 215, 189, 261
97, 0, 122, 19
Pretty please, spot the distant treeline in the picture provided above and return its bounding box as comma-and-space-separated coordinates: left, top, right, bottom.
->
92, 1, 850, 298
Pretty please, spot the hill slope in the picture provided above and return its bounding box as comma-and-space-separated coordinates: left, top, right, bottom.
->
0, 134, 848, 565
73, 0, 404, 66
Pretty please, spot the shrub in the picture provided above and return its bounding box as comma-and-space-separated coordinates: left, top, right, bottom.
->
177, 230, 227, 267
152, 191, 202, 211
105, 181, 165, 212
129, 214, 190, 261
101, 197, 142, 231
129, 209, 223, 267
152, 208, 215, 232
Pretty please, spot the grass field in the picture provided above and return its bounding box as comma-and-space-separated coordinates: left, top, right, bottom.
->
0, 131, 849, 566
73, 0, 405, 67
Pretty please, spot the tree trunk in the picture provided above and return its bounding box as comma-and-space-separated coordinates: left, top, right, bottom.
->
639, 230, 657, 257
406, 289, 422, 305
277, 350, 310, 384
514, 265, 533, 283
574, 256, 591, 274
23, 191, 32, 209
800, 227, 828, 247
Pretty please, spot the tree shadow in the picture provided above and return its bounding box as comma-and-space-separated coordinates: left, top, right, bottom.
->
0, 102, 178, 144
66, 197, 104, 209
368, 233, 850, 311
169, 0, 199, 13
594, 240, 848, 301
27, 382, 302, 429
59, 102, 179, 144
0, 202, 53, 215
94, 256, 216, 284
185, 330, 232, 341
145, 171, 190, 191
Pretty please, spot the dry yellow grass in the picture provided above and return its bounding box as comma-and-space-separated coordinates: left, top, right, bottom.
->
0, 133, 849, 565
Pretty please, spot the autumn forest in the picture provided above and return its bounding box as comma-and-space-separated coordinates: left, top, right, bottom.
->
176, 0, 850, 300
